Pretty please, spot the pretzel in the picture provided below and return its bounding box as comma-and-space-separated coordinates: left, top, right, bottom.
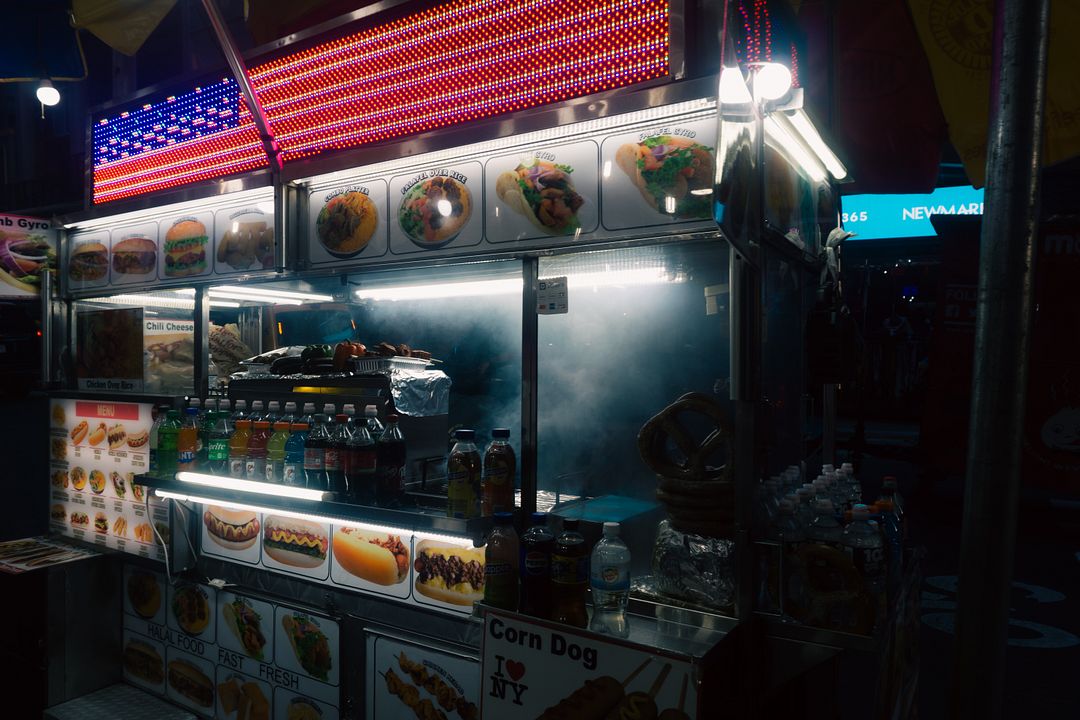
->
637, 393, 731, 481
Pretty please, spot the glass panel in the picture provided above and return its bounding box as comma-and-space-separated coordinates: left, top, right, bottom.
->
74, 289, 196, 394
536, 241, 731, 581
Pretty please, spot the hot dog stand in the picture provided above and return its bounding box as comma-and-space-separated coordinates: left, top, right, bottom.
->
28, 2, 895, 719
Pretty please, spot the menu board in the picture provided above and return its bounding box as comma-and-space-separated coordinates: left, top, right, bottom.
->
109, 221, 159, 285
159, 211, 214, 281
366, 632, 480, 720
67, 230, 111, 292
387, 162, 484, 256
481, 610, 699, 719
48, 398, 166, 562
121, 566, 341, 719
307, 181, 390, 265
200, 507, 483, 615
484, 141, 600, 245
599, 117, 718, 232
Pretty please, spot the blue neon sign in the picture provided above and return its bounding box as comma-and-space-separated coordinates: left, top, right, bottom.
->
841, 185, 985, 240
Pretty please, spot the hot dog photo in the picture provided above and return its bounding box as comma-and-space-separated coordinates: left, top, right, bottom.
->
203, 505, 261, 560
262, 515, 329, 576
166, 652, 215, 711
331, 525, 410, 592
413, 539, 485, 609
122, 635, 165, 690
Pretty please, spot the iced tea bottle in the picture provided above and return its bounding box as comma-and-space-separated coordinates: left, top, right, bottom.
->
520, 513, 555, 618
550, 518, 588, 627
447, 429, 481, 519
482, 428, 516, 515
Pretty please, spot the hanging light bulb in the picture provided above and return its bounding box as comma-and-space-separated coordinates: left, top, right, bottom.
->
753, 63, 792, 101
36, 80, 60, 106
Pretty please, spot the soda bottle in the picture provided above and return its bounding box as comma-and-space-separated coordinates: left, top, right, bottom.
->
447, 429, 481, 519
299, 402, 316, 427
375, 414, 406, 507
881, 477, 906, 538
770, 499, 807, 621
482, 428, 516, 515
148, 405, 167, 475
551, 518, 588, 627
250, 400, 265, 422
305, 414, 331, 490
342, 403, 357, 431
198, 399, 217, 469
207, 409, 232, 475
280, 401, 298, 427
230, 399, 248, 425
265, 421, 291, 483
807, 498, 843, 548
217, 398, 232, 423
265, 400, 281, 426
283, 422, 309, 487
589, 521, 631, 637
177, 407, 200, 472
245, 420, 271, 481
157, 410, 182, 478
484, 512, 520, 610
874, 493, 904, 599
325, 414, 352, 499
322, 403, 336, 420
843, 504, 886, 632
228, 420, 252, 479
520, 513, 555, 619
365, 405, 384, 437
346, 416, 376, 505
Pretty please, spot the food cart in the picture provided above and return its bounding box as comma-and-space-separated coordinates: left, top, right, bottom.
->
29, 2, 896, 718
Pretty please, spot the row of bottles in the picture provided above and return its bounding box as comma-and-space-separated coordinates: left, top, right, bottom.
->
756, 463, 906, 635
484, 514, 632, 637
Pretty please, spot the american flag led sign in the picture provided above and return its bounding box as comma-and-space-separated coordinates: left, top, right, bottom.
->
91, 0, 671, 204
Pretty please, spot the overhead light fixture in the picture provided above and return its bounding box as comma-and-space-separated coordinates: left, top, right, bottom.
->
211, 285, 333, 303
89, 293, 240, 310
753, 63, 793, 101
175, 471, 326, 501
718, 66, 752, 105
356, 278, 523, 302
784, 109, 848, 180
36, 80, 60, 107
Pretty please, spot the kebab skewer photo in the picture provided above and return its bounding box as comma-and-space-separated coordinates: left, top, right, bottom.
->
383, 668, 449, 720
657, 673, 690, 720
398, 651, 478, 720
604, 662, 672, 720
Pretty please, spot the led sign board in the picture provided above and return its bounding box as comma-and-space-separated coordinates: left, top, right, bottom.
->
841, 185, 985, 240
92, 0, 673, 204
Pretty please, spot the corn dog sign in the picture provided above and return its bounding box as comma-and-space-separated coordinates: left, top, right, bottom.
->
481, 610, 699, 719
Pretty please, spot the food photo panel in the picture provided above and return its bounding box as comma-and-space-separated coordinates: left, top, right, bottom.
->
329, 522, 412, 599
201, 504, 262, 565
122, 629, 167, 694
216, 591, 274, 665
109, 221, 159, 285
599, 116, 717, 232
259, 514, 331, 580
214, 666, 272, 720
213, 205, 276, 275
308, 180, 389, 265
388, 162, 482, 255
158, 210, 214, 280
410, 532, 485, 614
485, 141, 599, 244
168, 580, 217, 643
274, 690, 339, 720
67, 230, 110, 292
273, 606, 340, 688
165, 647, 216, 717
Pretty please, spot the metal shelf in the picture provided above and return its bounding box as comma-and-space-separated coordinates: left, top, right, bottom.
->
136, 473, 493, 543
757, 612, 880, 653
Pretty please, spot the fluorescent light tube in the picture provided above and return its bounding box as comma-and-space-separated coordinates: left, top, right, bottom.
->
206, 289, 303, 305
764, 116, 827, 182
212, 286, 334, 303
175, 471, 327, 501
153, 488, 472, 542
355, 278, 523, 301
786, 109, 848, 180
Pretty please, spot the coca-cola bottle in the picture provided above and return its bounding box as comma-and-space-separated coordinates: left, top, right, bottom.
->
346, 418, 376, 505
375, 414, 406, 508
325, 414, 352, 500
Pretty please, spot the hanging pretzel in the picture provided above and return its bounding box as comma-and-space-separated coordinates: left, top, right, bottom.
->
637, 392, 732, 482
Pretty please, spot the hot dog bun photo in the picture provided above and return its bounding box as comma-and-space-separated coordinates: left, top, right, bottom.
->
204, 505, 261, 551
69, 420, 89, 445
263, 516, 328, 568
333, 527, 409, 586
168, 658, 214, 708
413, 540, 485, 606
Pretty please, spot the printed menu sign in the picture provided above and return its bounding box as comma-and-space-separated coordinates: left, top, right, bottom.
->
67, 229, 110, 292
0, 215, 57, 298
599, 117, 718, 232
214, 205, 276, 275
109, 221, 159, 285
485, 141, 599, 244
308, 181, 390, 265
122, 566, 341, 719
388, 162, 483, 256
481, 610, 699, 719
159, 211, 214, 280
366, 633, 481, 720
48, 398, 164, 562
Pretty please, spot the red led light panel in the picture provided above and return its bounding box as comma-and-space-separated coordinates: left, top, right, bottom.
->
92, 0, 671, 204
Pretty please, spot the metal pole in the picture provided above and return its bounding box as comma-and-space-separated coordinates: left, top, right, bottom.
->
520, 257, 539, 517
193, 286, 211, 399
40, 268, 52, 386
822, 383, 836, 464
952, 0, 1050, 716
201, 0, 282, 173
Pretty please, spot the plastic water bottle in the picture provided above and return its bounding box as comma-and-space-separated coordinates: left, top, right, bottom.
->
365, 405, 384, 437
589, 522, 631, 637
148, 405, 167, 475
843, 504, 886, 630
230, 399, 247, 425
807, 498, 843, 548
299, 402, 316, 427
770, 499, 807, 621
